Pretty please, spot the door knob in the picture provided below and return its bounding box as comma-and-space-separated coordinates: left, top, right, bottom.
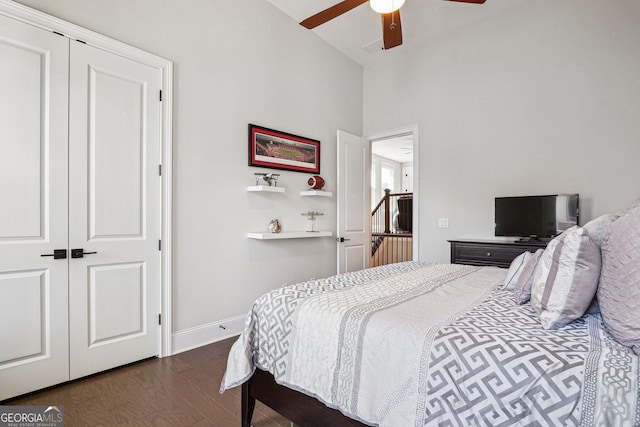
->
71, 248, 98, 258
41, 249, 67, 259
336, 237, 351, 242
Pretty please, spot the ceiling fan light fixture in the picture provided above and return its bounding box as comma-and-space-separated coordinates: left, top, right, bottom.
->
370, 0, 405, 14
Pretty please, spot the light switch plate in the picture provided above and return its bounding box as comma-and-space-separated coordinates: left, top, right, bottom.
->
438, 218, 449, 228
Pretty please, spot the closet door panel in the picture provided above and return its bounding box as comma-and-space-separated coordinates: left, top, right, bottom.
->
0, 15, 69, 400
0, 38, 45, 238
90, 67, 145, 238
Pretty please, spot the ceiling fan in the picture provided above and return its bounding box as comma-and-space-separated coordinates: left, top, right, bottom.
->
300, 0, 486, 50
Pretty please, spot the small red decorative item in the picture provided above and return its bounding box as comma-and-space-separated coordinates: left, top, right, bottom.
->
307, 175, 325, 190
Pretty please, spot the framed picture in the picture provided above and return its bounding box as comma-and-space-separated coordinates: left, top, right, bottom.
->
248, 124, 320, 174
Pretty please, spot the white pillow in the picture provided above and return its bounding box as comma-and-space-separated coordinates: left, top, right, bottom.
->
536, 226, 601, 329
583, 214, 618, 247
504, 251, 532, 291
513, 249, 544, 305
598, 198, 640, 355
530, 233, 567, 313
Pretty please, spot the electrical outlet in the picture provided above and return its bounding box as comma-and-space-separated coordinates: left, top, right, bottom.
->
438, 218, 449, 229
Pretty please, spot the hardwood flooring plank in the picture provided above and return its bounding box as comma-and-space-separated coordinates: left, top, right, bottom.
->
3, 336, 290, 426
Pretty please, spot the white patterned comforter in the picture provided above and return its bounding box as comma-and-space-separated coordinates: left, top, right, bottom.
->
220, 262, 640, 426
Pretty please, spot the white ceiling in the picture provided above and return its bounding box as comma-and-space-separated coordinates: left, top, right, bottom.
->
372, 135, 414, 163
266, 0, 527, 65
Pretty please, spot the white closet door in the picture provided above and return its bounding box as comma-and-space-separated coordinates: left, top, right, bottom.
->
0, 16, 69, 400
68, 42, 162, 379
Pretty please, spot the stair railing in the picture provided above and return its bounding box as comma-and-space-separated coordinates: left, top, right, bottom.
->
371, 190, 413, 266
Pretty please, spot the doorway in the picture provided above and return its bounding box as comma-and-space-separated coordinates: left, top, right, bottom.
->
368, 126, 419, 266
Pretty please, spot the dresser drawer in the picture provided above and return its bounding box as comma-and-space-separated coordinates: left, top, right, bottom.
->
454, 245, 522, 267
449, 240, 546, 268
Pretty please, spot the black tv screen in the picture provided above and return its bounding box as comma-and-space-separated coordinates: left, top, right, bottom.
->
495, 194, 579, 239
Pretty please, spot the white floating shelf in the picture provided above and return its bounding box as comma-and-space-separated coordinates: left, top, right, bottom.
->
247, 231, 332, 240
300, 190, 332, 197
247, 185, 285, 193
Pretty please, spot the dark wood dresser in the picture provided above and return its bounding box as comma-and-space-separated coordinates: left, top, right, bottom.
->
448, 239, 548, 268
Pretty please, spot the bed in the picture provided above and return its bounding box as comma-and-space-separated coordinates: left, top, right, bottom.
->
221, 203, 640, 426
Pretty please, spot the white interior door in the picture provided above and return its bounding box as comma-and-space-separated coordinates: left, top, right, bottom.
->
0, 15, 70, 400
336, 130, 371, 273
68, 42, 162, 379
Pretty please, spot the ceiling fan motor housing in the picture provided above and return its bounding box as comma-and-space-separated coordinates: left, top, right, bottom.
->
370, 0, 406, 14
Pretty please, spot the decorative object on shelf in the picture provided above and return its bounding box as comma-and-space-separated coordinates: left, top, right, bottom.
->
269, 219, 282, 233
248, 124, 320, 174
301, 210, 324, 232
254, 172, 280, 187
307, 175, 325, 190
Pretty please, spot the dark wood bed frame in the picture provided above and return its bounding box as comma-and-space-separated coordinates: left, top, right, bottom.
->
242, 368, 368, 427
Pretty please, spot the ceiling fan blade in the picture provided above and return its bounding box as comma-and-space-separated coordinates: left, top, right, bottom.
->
382, 10, 402, 50
300, 0, 369, 29
444, 0, 486, 3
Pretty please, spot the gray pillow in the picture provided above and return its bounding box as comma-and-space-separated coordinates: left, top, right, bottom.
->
535, 226, 601, 330
583, 214, 619, 247
530, 233, 568, 312
598, 198, 640, 355
504, 251, 532, 291
513, 249, 544, 305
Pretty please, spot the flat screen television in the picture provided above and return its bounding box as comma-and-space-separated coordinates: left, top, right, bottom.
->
495, 194, 579, 241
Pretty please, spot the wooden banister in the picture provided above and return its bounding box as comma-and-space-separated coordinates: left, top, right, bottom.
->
370, 190, 414, 266
383, 189, 391, 233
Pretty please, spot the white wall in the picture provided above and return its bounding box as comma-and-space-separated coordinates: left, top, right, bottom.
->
14, 0, 363, 350
15, 0, 640, 351
363, 0, 640, 263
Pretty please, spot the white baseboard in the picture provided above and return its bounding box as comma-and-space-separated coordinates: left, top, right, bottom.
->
171, 315, 245, 355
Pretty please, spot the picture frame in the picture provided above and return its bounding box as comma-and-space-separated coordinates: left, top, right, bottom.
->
248, 124, 320, 174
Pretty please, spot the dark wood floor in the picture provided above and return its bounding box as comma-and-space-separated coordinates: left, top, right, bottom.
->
4, 337, 290, 426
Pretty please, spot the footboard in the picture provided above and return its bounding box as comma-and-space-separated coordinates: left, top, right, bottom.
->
242, 368, 368, 427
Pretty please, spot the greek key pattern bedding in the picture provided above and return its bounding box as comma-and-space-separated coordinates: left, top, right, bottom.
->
580, 315, 640, 427
259, 261, 434, 379
419, 290, 640, 426
221, 263, 640, 426
221, 261, 432, 389
281, 264, 504, 426
421, 289, 589, 426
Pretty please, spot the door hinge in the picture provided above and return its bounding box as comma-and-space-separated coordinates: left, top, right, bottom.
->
158, 314, 162, 325
159, 164, 162, 176
159, 90, 162, 102
158, 240, 162, 251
